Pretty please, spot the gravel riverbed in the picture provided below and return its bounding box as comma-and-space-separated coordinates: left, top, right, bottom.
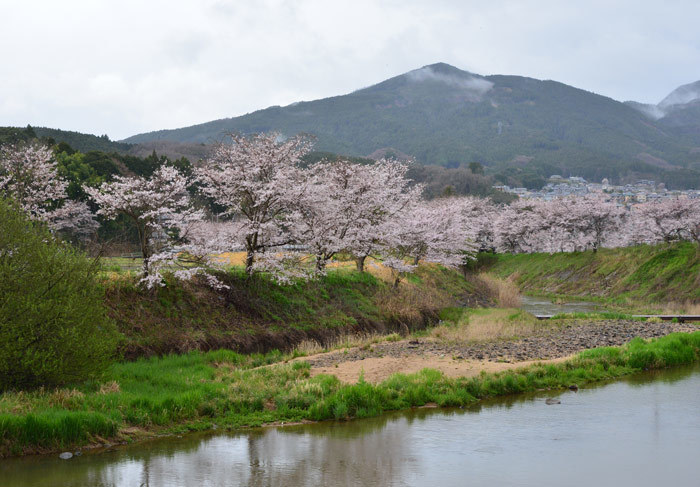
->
304, 320, 698, 368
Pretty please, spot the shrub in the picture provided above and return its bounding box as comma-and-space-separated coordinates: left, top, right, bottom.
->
0, 199, 119, 390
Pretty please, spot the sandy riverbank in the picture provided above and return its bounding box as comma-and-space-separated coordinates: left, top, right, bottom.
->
300, 319, 698, 383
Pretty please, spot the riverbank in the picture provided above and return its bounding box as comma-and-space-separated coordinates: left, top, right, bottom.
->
488, 242, 700, 310
2, 325, 699, 458
304, 315, 698, 383
4, 365, 698, 487
103, 262, 489, 359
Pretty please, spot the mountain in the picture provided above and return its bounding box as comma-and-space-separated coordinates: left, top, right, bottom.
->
656, 81, 700, 139
0, 125, 134, 153
123, 63, 700, 187
0, 125, 220, 165
659, 80, 700, 110
627, 80, 700, 141
33, 127, 134, 153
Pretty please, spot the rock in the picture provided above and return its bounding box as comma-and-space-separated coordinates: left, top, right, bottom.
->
59, 452, 73, 460
545, 398, 561, 405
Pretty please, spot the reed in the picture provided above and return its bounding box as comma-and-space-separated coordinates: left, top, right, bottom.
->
476, 273, 522, 307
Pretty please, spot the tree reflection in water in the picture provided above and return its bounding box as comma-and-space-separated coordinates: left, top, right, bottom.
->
1, 365, 698, 487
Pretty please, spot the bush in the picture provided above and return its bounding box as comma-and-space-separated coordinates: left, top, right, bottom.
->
461, 251, 498, 273
0, 199, 119, 390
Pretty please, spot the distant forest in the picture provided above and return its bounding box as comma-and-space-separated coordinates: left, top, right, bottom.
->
1, 126, 515, 202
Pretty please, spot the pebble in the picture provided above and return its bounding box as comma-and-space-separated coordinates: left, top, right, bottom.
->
303, 320, 697, 368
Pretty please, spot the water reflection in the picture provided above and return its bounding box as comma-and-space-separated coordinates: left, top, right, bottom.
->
519, 295, 603, 315
2, 366, 698, 487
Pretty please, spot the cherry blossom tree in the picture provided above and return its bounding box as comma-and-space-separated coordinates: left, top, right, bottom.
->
195, 133, 312, 276
492, 196, 630, 254
0, 142, 96, 237
569, 195, 627, 252
48, 200, 100, 239
381, 199, 477, 286
455, 196, 499, 252
86, 165, 222, 287
636, 198, 700, 245
291, 160, 369, 273
494, 200, 545, 253
682, 202, 700, 247
291, 158, 421, 273
250, 251, 316, 284
344, 159, 422, 272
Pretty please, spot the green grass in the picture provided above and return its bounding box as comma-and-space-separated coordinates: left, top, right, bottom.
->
489, 242, 700, 308
2, 331, 699, 457
103, 264, 477, 359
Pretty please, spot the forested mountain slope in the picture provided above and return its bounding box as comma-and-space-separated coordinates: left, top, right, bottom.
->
124, 63, 700, 187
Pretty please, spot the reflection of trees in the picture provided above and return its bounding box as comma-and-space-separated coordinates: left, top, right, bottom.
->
0, 409, 470, 487
624, 364, 696, 388
1, 416, 414, 487
243, 415, 414, 486
5, 366, 696, 487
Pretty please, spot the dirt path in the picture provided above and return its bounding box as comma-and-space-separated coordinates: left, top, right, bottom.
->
299, 319, 697, 383
310, 355, 573, 383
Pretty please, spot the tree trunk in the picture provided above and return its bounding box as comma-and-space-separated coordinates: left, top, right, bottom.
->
245, 232, 258, 276
138, 224, 150, 276
316, 255, 327, 273
355, 255, 366, 272
245, 249, 254, 276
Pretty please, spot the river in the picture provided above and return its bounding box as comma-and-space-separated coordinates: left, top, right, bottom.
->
519, 295, 603, 315
2, 365, 698, 486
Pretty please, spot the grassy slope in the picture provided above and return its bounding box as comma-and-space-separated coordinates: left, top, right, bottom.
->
489, 242, 700, 307
2, 331, 699, 457
104, 264, 486, 359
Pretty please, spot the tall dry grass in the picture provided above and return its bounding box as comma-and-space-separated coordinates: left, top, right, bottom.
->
431, 309, 540, 343
377, 276, 453, 325
475, 273, 522, 308
660, 301, 700, 315
293, 332, 403, 356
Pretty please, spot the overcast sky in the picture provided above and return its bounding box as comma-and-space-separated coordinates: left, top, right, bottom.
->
2, 0, 699, 140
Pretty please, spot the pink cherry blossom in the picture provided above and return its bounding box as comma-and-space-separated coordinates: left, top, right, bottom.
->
87, 165, 223, 287
195, 132, 312, 275
0, 142, 96, 237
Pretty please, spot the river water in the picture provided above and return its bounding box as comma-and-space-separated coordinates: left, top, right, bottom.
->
2, 366, 699, 487
519, 295, 603, 315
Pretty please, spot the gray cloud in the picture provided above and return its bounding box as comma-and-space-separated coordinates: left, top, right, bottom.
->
634, 104, 666, 120
406, 66, 494, 95
1, 0, 699, 140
